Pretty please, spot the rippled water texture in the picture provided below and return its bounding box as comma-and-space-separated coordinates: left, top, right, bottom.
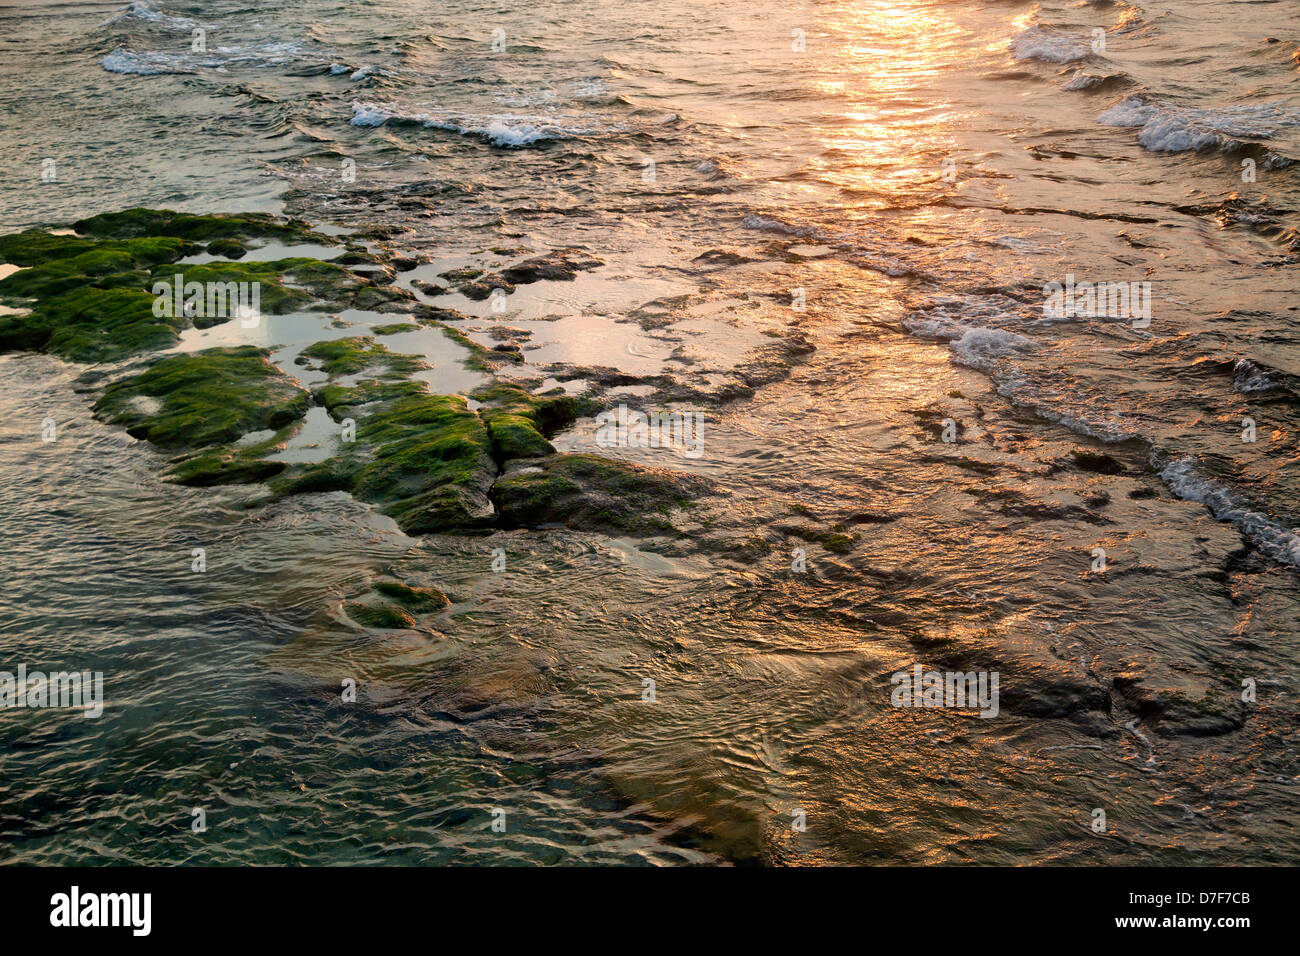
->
1, 0, 1298, 864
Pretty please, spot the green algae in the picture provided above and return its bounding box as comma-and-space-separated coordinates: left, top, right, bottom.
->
345, 602, 416, 630
0, 230, 105, 266
0, 230, 197, 362
2, 286, 181, 363
492, 454, 704, 534
373, 580, 450, 612
72, 208, 332, 245
94, 346, 309, 449
0, 217, 395, 362
313, 377, 426, 416
166, 423, 298, 487
148, 258, 374, 315
427, 322, 494, 371
205, 239, 248, 259
470, 381, 594, 462
0, 235, 192, 298
0, 208, 708, 538
274, 388, 498, 534
298, 336, 427, 377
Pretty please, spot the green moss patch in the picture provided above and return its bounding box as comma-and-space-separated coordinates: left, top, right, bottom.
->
373, 580, 451, 612
1, 208, 710, 538
274, 387, 498, 534
298, 336, 427, 377
492, 454, 706, 534
0, 285, 182, 363
72, 208, 333, 245
345, 602, 416, 629
371, 322, 419, 335
94, 346, 309, 449
469, 381, 594, 463
205, 239, 248, 259
148, 258, 377, 315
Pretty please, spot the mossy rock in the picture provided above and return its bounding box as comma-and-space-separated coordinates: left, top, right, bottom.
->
298, 336, 427, 376
0, 230, 105, 266
93, 346, 309, 449
345, 602, 416, 629
351, 394, 496, 500
0, 235, 192, 298
482, 412, 555, 460
72, 208, 332, 245
0, 230, 199, 362
821, 532, 855, 553
0, 220, 372, 363
373, 580, 450, 612
169, 449, 287, 486
492, 454, 707, 533
781, 524, 858, 553
275, 391, 498, 534
0, 285, 182, 363
148, 258, 360, 315
469, 381, 594, 463
313, 378, 426, 415
166, 424, 298, 487
205, 239, 248, 259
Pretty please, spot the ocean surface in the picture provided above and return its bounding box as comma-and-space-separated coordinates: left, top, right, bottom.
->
0, 0, 1298, 864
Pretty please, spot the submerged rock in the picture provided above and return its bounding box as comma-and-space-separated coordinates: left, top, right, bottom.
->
72, 207, 333, 245
373, 580, 451, 612
345, 602, 416, 630
498, 249, 603, 284
493, 453, 708, 534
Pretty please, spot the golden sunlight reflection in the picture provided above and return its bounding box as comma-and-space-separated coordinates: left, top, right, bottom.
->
807, 0, 970, 205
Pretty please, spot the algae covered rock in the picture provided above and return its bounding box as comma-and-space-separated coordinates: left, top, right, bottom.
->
72, 208, 332, 245
0, 211, 400, 363
0, 208, 710, 539
93, 346, 309, 449
469, 381, 589, 463
345, 602, 416, 630
297, 336, 427, 377
373, 580, 451, 612
492, 454, 708, 534
0, 229, 196, 362
275, 388, 499, 534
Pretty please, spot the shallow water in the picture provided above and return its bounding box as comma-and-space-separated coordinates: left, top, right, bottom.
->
1, 0, 1298, 864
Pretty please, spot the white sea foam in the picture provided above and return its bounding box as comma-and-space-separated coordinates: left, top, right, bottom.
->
1233, 358, 1276, 393
739, 213, 817, 238
101, 43, 313, 76
100, 49, 198, 75
949, 326, 1038, 373
1159, 456, 1300, 568
1010, 27, 1093, 65
349, 102, 596, 146
99, 1, 197, 30
348, 65, 394, 81
1098, 96, 1300, 152
900, 303, 1038, 374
